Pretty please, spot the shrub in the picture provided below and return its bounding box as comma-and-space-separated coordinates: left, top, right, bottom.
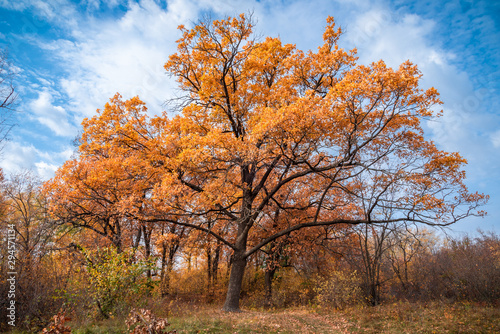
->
314, 269, 363, 309
408, 232, 500, 303
40, 311, 72, 334
80, 246, 150, 318
126, 308, 176, 334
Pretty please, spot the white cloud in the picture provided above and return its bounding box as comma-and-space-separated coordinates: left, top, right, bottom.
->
344, 9, 447, 69
39, 146, 75, 162
37, 0, 203, 120
0, 0, 29, 11
491, 130, 500, 148
0, 140, 75, 180
1, 0, 79, 30
0, 141, 38, 175
333, 5, 499, 165
426, 107, 472, 152
29, 89, 77, 137
34, 161, 60, 180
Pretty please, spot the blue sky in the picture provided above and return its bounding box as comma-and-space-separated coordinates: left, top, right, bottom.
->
0, 0, 498, 234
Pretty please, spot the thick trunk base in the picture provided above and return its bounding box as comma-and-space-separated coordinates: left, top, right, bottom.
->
222, 255, 247, 312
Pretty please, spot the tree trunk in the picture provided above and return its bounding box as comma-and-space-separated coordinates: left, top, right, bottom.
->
207, 246, 212, 287
160, 241, 168, 296
264, 267, 276, 308
143, 225, 152, 279
222, 251, 247, 312
160, 238, 179, 297
369, 282, 380, 306
161, 261, 173, 297
132, 226, 142, 252
212, 241, 221, 285
223, 181, 253, 312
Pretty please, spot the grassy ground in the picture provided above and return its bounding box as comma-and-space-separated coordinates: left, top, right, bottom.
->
10, 301, 499, 333
60, 301, 500, 334
167, 302, 499, 333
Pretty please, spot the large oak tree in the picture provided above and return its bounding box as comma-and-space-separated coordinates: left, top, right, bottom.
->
46, 14, 487, 312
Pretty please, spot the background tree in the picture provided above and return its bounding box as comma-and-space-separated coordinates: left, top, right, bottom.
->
0, 171, 66, 330
44, 95, 158, 253
408, 231, 500, 302
385, 226, 433, 296
156, 223, 186, 297
0, 48, 17, 148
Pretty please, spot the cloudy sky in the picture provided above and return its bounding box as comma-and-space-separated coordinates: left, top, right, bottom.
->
0, 0, 498, 234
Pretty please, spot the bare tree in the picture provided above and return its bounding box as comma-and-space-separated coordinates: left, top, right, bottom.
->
347, 222, 427, 305
0, 48, 17, 149
2, 170, 55, 268
0, 171, 63, 329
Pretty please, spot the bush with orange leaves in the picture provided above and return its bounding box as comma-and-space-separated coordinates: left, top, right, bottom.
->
40, 311, 72, 334
126, 308, 176, 334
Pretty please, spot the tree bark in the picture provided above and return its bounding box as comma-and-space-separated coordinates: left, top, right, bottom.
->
222, 251, 247, 312
264, 267, 276, 308
142, 224, 152, 279
207, 246, 212, 287
212, 241, 221, 285
160, 260, 174, 297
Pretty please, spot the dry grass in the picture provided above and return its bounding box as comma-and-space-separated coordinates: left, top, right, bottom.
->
164, 301, 500, 333
9, 300, 500, 333
168, 306, 350, 333
340, 301, 500, 333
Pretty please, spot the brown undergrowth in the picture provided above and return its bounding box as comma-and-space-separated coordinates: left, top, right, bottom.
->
9, 299, 499, 333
